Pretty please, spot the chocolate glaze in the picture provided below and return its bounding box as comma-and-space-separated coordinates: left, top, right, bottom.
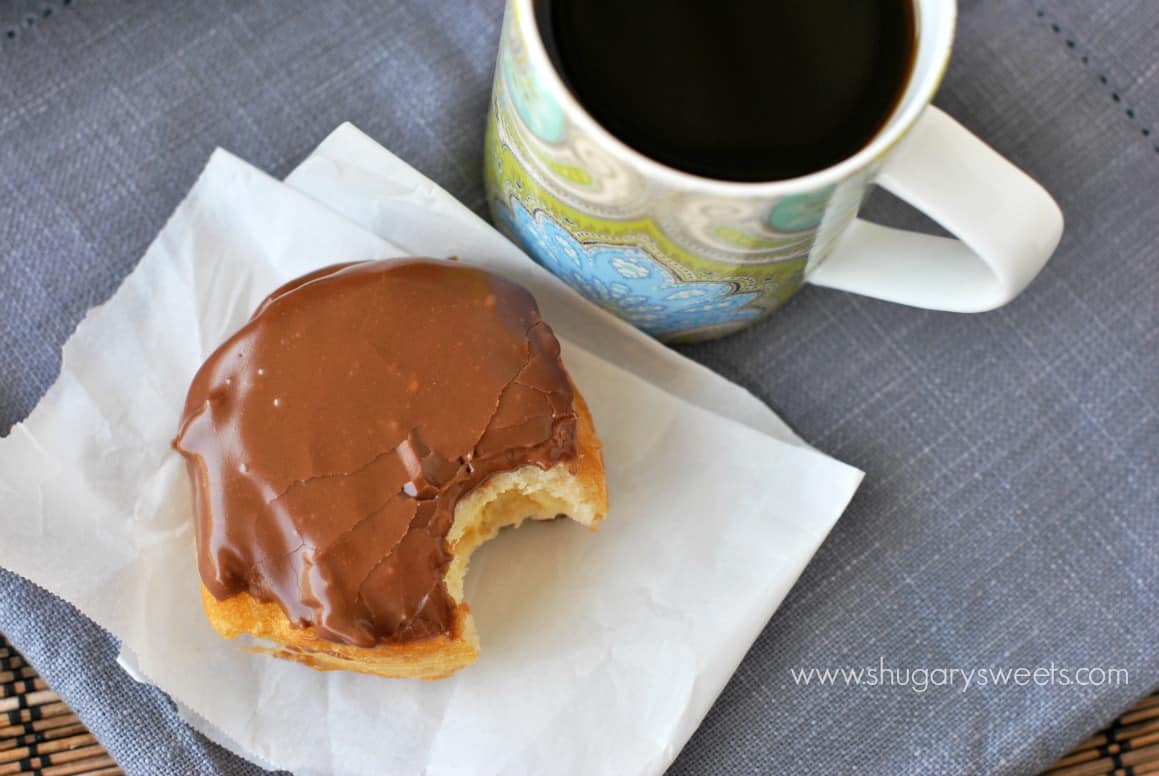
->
174, 259, 577, 647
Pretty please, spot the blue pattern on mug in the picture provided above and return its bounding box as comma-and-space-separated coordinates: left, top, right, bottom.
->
501, 200, 761, 336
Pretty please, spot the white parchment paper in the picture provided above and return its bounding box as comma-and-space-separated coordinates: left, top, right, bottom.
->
0, 125, 862, 776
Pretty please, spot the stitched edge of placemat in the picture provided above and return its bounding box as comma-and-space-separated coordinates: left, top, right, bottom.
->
0, 0, 79, 46
1031, 3, 1157, 156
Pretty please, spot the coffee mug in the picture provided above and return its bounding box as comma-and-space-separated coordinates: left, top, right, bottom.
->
484, 0, 1063, 343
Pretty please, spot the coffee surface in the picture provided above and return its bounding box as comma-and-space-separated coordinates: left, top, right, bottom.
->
541, 0, 915, 182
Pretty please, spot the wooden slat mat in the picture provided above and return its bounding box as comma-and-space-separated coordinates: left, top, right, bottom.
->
1043, 691, 1159, 776
0, 635, 121, 776
0, 631, 1155, 774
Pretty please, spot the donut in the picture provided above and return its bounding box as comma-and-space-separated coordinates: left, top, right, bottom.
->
174, 258, 608, 679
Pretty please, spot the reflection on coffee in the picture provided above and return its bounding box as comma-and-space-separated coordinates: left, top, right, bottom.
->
539, 0, 915, 182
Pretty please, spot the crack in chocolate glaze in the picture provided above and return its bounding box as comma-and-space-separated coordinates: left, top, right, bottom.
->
173, 259, 578, 646
264, 440, 409, 505
467, 324, 536, 450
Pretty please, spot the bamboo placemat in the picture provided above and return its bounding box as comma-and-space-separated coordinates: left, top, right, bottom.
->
0, 630, 1155, 774
0, 635, 121, 776
1042, 691, 1159, 776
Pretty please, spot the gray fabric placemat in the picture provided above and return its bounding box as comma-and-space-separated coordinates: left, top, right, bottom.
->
1, 0, 1155, 773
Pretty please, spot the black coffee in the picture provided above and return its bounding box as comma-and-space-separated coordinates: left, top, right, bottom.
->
538, 0, 915, 182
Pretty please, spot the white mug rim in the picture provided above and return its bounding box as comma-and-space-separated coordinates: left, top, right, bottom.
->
511, 0, 957, 196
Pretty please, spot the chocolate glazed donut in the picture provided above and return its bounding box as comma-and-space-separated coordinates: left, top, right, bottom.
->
174, 259, 579, 648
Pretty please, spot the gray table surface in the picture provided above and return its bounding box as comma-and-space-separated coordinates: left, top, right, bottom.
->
1, 0, 1156, 773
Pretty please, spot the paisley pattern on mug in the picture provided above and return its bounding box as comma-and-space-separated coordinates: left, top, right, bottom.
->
499, 200, 762, 337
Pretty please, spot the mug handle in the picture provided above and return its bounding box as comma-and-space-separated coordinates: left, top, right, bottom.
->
807, 107, 1064, 312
